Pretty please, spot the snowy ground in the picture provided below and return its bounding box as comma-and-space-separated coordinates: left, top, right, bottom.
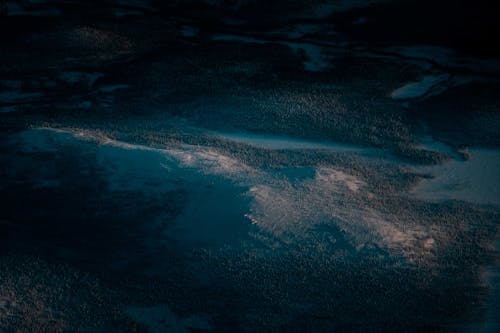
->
0, 2, 499, 332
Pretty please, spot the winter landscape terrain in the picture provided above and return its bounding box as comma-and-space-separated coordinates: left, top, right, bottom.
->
0, 1, 499, 332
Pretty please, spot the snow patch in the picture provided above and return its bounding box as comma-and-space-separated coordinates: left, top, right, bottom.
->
212, 34, 330, 72
412, 148, 500, 206
390, 74, 449, 99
